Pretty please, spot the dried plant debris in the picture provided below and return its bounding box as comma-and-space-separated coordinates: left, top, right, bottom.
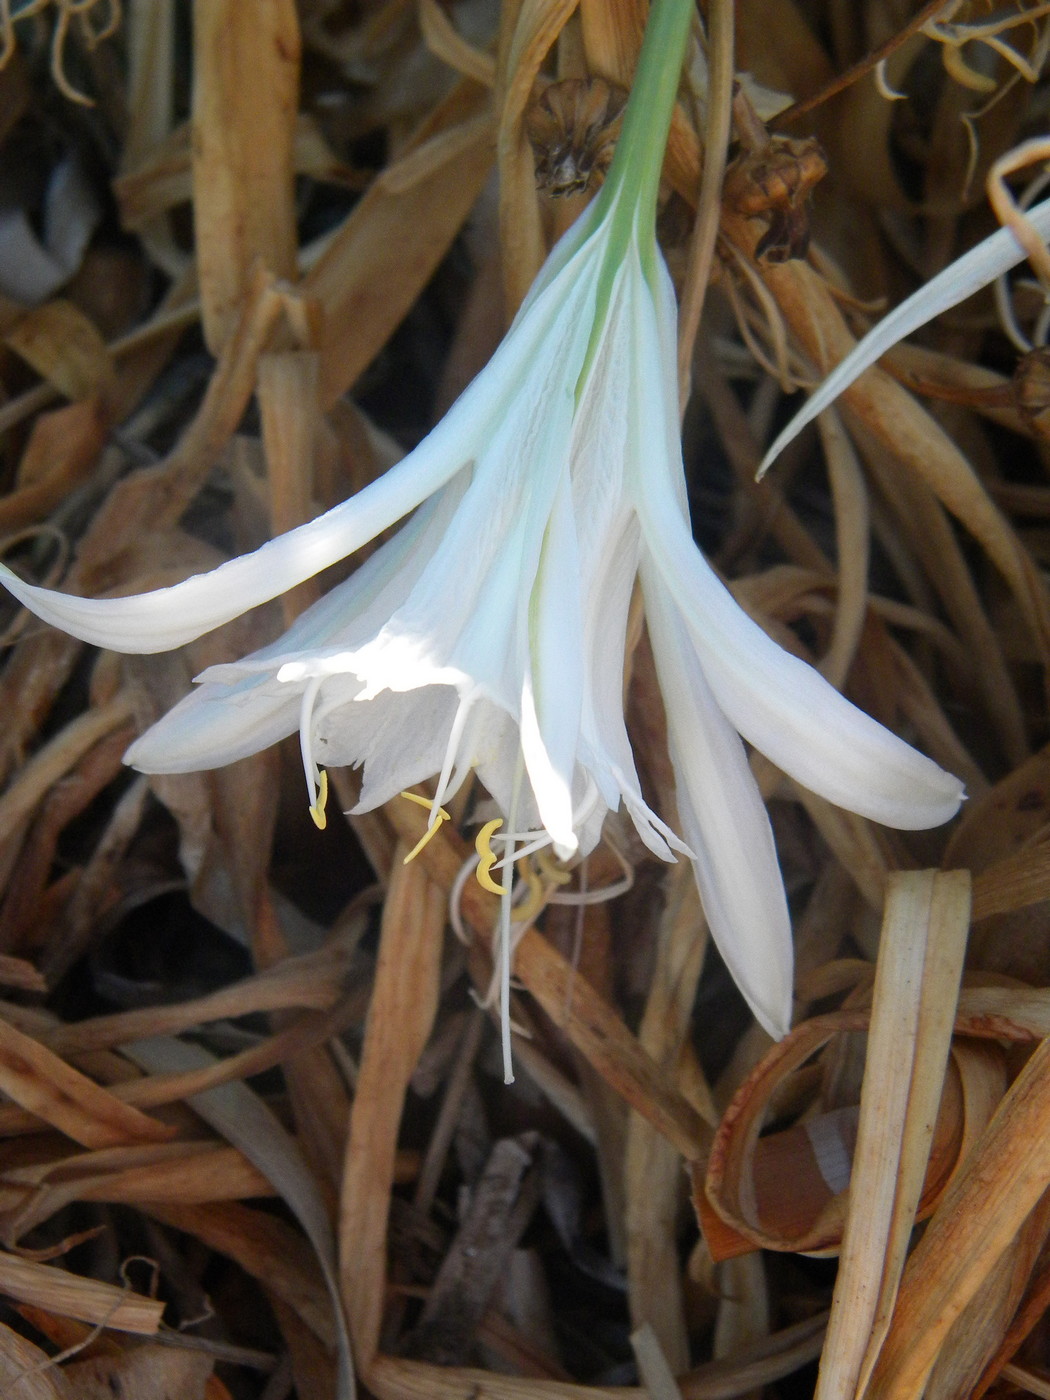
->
1, 1, 1050, 1399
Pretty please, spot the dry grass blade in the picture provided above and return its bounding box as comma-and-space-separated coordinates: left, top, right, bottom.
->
191, 0, 299, 352
147, 1200, 336, 1349
0, 1318, 71, 1399
0, 1252, 163, 1334
2, 1142, 277, 1240
676, 0, 733, 405
258, 350, 323, 621
726, 206, 1050, 686
625, 869, 707, 1371
123, 1035, 356, 1400
814, 869, 971, 1400
339, 850, 444, 1370
303, 83, 494, 407
496, 0, 579, 310
0, 1015, 173, 1149
816, 409, 870, 689
29, 942, 354, 1055
0, 693, 136, 846
865, 1034, 1050, 1398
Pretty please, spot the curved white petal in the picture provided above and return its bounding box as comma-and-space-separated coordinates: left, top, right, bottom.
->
0, 212, 607, 657
643, 565, 793, 1039
125, 679, 300, 773
758, 196, 1050, 477
0, 450, 471, 654
627, 265, 965, 831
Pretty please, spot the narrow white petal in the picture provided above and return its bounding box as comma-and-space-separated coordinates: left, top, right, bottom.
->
759, 196, 1050, 476
327, 684, 464, 810
0, 437, 468, 653
522, 473, 584, 855
125, 680, 300, 773
644, 570, 793, 1039
566, 270, 686, 861
626, 269, 965, 831
644, 508, 964, 827
519, 685, 575, 857
0, 220, 608, 657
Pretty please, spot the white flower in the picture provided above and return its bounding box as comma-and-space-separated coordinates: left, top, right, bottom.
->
0, 182, 964, 1042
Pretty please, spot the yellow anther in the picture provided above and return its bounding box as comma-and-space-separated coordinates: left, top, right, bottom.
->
309, 769, 329, 830
535, 847, 572, 887
510, 858, 546, 924
400, 791, 451, 864
475, 818, 509, 895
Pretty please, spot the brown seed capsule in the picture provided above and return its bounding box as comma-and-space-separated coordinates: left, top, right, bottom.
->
525, 77, 628, 198
723, 136, 827, 264
1014, 347, 1050, 440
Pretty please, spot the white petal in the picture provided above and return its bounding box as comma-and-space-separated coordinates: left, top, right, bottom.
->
0, 437, 466, 653
324, 684, 464, 810
521, 473, 584, 855
196, 484, 464, 687
758, 196, 1050, 476
645, 507, 963, 827
125, 679, 300, 773
644, 568, 793, 1039
0, 223, 607, 657
626, 265, 965, 831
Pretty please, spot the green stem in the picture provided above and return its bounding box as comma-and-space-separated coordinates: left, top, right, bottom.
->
575, 0, 695, 395
592, 0, 695, 250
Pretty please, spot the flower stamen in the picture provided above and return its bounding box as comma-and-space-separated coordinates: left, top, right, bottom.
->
475, 818, 510, 894
299, 674, 328, 826
400, 791, 451, 863
309, 769, 329, 830
510, 857, 546, 924
431, 692, 475, 819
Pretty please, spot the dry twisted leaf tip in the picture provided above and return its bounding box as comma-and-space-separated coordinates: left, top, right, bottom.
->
525, 77, 628, 198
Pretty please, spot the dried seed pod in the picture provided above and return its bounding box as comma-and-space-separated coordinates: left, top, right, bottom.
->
723, 135, 827, 264
1014, 347, 1050, 440
525, 77, 628, 198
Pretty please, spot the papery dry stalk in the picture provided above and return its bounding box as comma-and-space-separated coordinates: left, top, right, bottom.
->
495, 0, 579, 311
192, 0, 299, 352
0, 1251, 163, 1334
814, 869, 971, 1400
339, 848, 444, 1368
304, 81, 494, 406
865, 1034, 1050, 1398
625, 866, 708, 1373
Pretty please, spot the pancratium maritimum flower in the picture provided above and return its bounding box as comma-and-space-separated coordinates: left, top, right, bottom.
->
0, 0, 963, 1060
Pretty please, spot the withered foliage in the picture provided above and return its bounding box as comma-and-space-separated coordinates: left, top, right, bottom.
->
1, 3, 1050, 1399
